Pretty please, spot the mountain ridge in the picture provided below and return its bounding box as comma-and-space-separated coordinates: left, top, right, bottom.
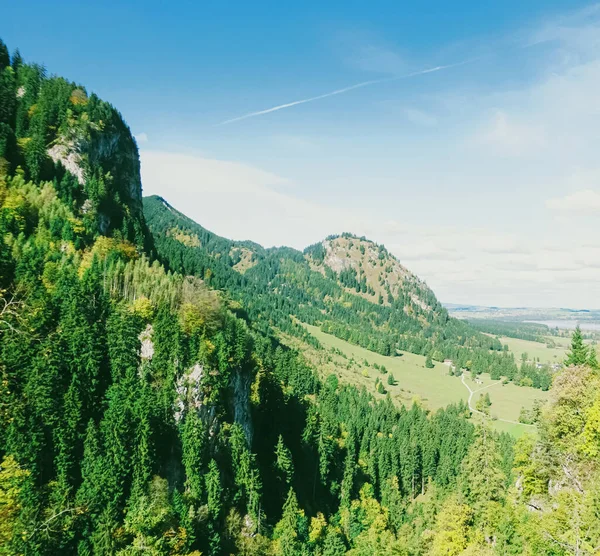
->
146, 195, 438, 312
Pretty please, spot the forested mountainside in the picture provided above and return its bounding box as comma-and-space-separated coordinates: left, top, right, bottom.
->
1, 38, 600, 556
144, 195, 552, 390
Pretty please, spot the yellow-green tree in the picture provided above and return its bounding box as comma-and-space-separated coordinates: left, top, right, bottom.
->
429, 496, 472, 556
0, 455, 29, 552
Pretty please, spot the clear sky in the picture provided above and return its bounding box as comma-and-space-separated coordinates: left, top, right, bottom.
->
3, 1, 600, 308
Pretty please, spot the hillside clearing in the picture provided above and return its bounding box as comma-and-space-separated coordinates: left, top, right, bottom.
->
299, 324, 548, 437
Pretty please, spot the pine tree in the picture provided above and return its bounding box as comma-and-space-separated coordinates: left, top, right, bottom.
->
205, 459, 222, 515
425, 354, 434, 368
181, 409, 205, 500
459, 428, 506, 513
0, 40, 9, 72
273, 488, 306, 556
205, 459, 223, 555
565, 325, 588, 366
274, 435, 294, 486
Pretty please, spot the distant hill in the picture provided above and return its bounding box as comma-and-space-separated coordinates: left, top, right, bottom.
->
304, 233, 437, 312
446, 302, 600, 325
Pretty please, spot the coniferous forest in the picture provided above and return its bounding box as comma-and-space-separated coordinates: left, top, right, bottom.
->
1, 38, 600, 556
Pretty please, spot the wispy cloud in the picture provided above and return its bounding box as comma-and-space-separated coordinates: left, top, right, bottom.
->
216, 60, 472, 126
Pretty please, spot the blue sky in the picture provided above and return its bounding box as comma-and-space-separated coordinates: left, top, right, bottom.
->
3, 1, 600, 308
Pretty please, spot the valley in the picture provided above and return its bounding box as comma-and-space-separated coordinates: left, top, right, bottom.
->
292, 323, 548, 437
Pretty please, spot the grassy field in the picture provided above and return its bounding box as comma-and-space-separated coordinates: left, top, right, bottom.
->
300, 324, 548, 437
498, 336, 567, 364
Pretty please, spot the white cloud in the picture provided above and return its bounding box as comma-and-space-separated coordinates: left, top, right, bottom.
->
135, 132, 148, 143
351, 44, 406, 75
388, 240, 464, 262
546, 189, 600, 213
473, 233, 529, 254
333, 30, 407, 75
383, 220, 410, 235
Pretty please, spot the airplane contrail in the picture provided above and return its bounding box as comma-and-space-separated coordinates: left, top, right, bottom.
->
216, 60, 472, 126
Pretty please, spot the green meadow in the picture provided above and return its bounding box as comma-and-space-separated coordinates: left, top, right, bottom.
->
498, 336, 567, 364
303, 324, 549, 437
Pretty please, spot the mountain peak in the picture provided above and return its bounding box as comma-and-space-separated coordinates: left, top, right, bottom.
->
305, 233, 433, 310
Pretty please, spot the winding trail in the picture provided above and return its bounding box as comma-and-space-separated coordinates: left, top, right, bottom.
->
460, 373, 535, 427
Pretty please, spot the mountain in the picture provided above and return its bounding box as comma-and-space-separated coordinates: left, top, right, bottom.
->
0, 40, 475, 554
304, 233, 434, 310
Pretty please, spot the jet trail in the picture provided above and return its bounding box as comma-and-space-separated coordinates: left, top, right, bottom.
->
216, 60, 471, 126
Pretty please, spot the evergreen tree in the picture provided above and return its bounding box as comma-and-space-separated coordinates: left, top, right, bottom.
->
565, 325, 588, 366
181, 409, 205, 500
0, 39, 9, 71
205, 459, 223, 555
273, 488, 306, 556
274, 434, 294, 487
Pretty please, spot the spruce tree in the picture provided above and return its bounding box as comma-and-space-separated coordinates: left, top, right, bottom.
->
273, 488, 306, 556
206, 459, 223, 555
274, 435, 294, 487
565, 326, 588, 366
181, 409, 205, 500
0, 39, 9, 71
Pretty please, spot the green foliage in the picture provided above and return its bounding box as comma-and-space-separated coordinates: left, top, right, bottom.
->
466, 318, 552, 343
0, 455, 30, 551
587, 345, 599, 369
273, 488, 307, 556
274, 435, 294, 487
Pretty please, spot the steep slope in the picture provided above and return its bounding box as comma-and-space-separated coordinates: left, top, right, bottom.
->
0, 41, 482, 556
305, 233, 438, 312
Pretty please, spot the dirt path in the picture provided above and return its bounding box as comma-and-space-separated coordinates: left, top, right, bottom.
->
460, 373, 535, 427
